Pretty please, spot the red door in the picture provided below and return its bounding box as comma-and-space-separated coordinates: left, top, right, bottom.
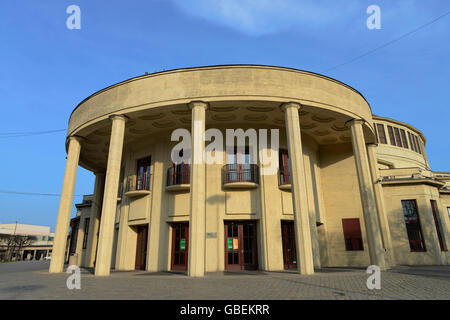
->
171, 223, 189, 271
135, 225, 148, 270
224, 221, 258, 271
281, 221, 297, 269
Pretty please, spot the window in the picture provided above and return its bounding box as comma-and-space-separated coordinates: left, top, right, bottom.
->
408, 132, 416, 152
82, 218, 90, 250
225, 146, 256, 183
69, 218, 80, 254
136, 157, 151, 190
279, 149, 291, 185
431, 201, 446, 251
401, 200, 426, 252
400, 129, 409, 149
448, 207, 450, 219
376, 124, 387, 144
394, 127, 403, 147
342, 219, 364, 251
373, 124, 379, 143
414, 135, 422, 154
387, 125, 396, 146
171, 149, 190, 185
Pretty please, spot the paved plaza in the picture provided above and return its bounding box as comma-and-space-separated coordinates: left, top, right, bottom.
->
0, 261, 449, 300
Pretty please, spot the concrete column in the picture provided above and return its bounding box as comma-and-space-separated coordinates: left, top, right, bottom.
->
281, 102, 314, 275
367, 143, 395, 266
95, 115, 127, 276
49, 136, 82, 273
303, 152, 321, 268
85, 172, 105, 268
347, 119, 387, 270
188, 101, 208, 277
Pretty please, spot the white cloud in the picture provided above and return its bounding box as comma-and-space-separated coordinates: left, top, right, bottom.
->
171, 0, 361, 36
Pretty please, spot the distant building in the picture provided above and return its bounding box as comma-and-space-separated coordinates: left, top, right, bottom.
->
0, 223, 54, 261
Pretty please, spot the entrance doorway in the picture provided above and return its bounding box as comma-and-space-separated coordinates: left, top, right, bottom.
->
224, 221, 258, 271
135, 225, 148, 270
171, 223, 189, 271
281, 221, 297, 269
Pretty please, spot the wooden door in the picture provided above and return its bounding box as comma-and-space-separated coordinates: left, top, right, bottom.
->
279, 149, 290, 185
281, 221, 297, 269
171, 223, 189, 271
135, 225, 148, 270
224, 221, 258, 271
136, 157, 151, 190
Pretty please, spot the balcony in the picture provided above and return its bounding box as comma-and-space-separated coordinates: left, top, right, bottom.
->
222, 164, 259, 189
124, 174, 151, 198
166, 164, 190, 192
278, 168, 291, 191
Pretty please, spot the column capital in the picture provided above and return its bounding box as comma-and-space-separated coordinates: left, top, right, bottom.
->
345, 118, 365, 128
94, 171, 106, 177
68, 135, 84, 143
280, 102, 303, 112
367, 142, 379, 147
188, 100, 209, 110
108, 114, 129, 122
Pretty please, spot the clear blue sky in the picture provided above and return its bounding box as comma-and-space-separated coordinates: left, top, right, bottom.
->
0, 1, 449, 231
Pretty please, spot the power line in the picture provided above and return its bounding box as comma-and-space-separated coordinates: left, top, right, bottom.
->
0, 129, 66, 138
323, 11, 450, 72
0, 189, 83, 197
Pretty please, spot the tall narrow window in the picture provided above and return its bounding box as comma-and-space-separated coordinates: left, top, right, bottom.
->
376, 124, 387, 144
431, 200, 446, 251
82, 218, 90, 250
387, 125, 396, 146
447, 207, 450, 218
414, 135, 422, 154
342, 219, 364, 251
373, 124, 379, 144
401, 200, 426, 252
409, 132, 417, 152
400, 129, 409, 149
136, 157, 151, 190
279, 149, 291, 185
69, 218, 80, 254
394, 127, 403, 147
172, 149, 190, 185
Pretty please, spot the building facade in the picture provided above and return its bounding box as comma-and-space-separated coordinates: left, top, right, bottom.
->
51, 65, 450, 277
0, 223, 54, 261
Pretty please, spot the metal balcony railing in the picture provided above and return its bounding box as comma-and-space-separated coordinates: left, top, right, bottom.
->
126, 173, 151, 192
166, 164, 191, 186
222, 164, 259, 184
278, 168, 291, 186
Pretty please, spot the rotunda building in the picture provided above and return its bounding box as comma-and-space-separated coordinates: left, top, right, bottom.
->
50, 65, 450, 276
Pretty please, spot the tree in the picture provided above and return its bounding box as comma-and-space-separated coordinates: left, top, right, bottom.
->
0, 234, 34, 261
